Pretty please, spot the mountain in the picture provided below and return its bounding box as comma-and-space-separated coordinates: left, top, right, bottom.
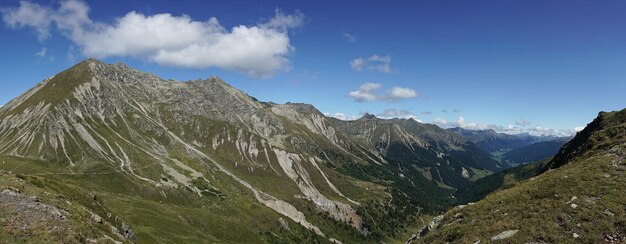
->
328, 114, 502, 189
0, 59, 502, 242
412, 108, 626, 243
448, 127, 564, 154
500, 139, 568, 165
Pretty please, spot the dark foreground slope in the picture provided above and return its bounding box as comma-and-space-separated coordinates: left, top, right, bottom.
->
0, 59, 501, 243
414, 108, 626, 243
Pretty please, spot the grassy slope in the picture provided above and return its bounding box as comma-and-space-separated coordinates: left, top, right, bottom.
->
0, 155, 330, 243
418, 149, 625, 243
454, 159, 547, 204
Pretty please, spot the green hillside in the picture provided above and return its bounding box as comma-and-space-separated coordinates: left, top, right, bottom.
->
412, 109, 626, 243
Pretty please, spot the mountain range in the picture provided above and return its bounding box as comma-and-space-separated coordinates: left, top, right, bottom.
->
0, 59, 504, 243
0, 59, 621, 243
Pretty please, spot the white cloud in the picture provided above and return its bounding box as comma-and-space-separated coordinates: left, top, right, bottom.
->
388, 87, 417, 100
260, 9, 305, 32
433, 118, 447, 126
1, 1, 53, 41
377, 109, 421, 121
35, 47, 47, 57
341, 31, 356, 42
324, 112, 358, 121
1, 0, 303, 78
348, 82, 381, 102
574, 126, 585, 132
515, 118, 531, 126
350, 54, 396, 74
348, 83, 419, 102
350, 57, 365, 71
431, 116, 578, 137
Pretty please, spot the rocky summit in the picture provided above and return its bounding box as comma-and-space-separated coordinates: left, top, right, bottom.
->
0, 59, 504, 243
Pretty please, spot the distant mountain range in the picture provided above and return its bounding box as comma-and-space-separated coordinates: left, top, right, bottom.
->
448, 127, 571, 167
447, 127, 568, 153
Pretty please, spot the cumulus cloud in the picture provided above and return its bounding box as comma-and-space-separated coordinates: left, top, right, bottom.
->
515, 118, 531, 127
377, 109, 421, 121
431, 116, 579, 137
348, 82, 381, 102
1, 1, 53, 41
388, 87, 417, 99
421, 111, 432, 115
324, 112, 358, 121
1, 0, 304, 78
433, 118, 447, 126
348, 83, 419, 102
350, 57, 366, 71
350, 54, 396, 74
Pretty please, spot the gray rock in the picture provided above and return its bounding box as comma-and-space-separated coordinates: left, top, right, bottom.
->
91, 213, 102, 223
428, 215, 444, 230
407, 214, 445, 242
121, 223, 136, 240
491, 230, 519, 241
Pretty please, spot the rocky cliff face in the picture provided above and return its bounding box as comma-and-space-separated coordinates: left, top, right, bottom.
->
0, 59, 502, 242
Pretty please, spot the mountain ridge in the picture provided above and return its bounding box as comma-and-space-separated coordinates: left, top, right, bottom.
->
414, 108, 626, 243
0, 59, 506, 242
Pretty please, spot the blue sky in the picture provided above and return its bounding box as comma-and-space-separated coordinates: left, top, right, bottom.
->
1, 0, 625, 136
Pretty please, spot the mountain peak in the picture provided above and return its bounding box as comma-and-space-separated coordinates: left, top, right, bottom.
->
360, 113, 377, 120
82, 58, 103, 64
543, 108, 626, 171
